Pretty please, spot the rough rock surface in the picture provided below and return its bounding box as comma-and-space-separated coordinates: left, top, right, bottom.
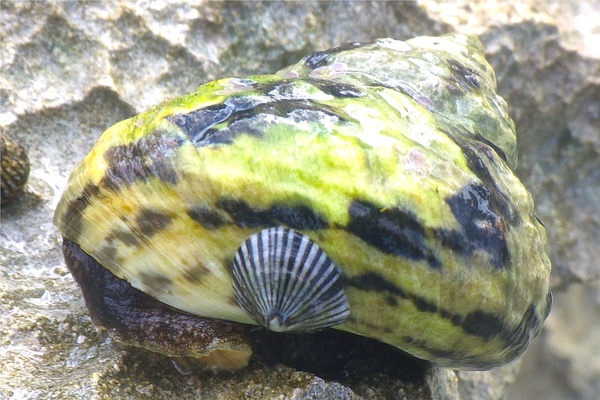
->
1, 1, 598, 399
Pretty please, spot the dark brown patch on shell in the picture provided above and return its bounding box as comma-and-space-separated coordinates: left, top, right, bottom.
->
346, 200, 442, 269
100, 130, 182, 190
136, 208, 172, 237
96, 242, 122, 274
187, 205, 228, 229
447, 59, 482, 90
441, 128, 521, 226
180, 263, 210, 285
59, 184, 101, 243
107, 228, 142, 247
444, 183, 510, 269
167, 103, 233, 146
139, 271, 173, 294
217, 198, 328, 230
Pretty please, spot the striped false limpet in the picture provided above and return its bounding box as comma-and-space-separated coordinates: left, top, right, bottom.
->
232, 227, 350, 333
54, 34, 552, 371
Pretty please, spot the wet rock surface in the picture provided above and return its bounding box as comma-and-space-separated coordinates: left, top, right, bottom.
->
1, 1, 598, 399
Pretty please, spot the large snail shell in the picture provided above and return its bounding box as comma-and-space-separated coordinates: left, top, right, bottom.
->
232, 227, 350, 332
54, 34, 552, 370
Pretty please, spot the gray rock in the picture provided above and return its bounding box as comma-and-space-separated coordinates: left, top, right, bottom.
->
1, 1, 598, 399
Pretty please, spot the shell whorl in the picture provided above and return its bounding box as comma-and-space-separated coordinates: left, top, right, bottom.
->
232, 227, 350, 333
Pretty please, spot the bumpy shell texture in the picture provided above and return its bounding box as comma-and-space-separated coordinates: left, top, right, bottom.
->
54, 34, 552, 370
1, 135, 30, 204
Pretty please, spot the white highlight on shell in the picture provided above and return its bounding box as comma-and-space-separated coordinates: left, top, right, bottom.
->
232, 226, 350, 333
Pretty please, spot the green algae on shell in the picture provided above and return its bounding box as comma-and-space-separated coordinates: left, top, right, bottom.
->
54, 33, 552, 370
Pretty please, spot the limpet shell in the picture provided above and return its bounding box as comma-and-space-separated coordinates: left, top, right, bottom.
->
232, 227, 350, 332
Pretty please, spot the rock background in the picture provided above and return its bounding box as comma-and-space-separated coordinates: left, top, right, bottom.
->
1, 1, 598, 399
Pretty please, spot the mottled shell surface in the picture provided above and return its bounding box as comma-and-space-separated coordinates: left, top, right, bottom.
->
54, 34, 551, 370
1, 135, 30, 204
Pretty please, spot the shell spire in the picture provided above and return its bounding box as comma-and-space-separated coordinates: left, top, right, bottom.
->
232, 227, 350, 332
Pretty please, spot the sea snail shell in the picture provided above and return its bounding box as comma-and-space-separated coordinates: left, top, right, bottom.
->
1, 135, 30, 204
54, 34, 552, 371
232, 227, 350, 332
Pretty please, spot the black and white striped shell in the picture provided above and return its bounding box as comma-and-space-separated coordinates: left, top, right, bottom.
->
232, 227, 350, 332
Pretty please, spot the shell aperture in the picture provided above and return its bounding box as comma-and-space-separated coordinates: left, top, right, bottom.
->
232, 227, 350, 332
